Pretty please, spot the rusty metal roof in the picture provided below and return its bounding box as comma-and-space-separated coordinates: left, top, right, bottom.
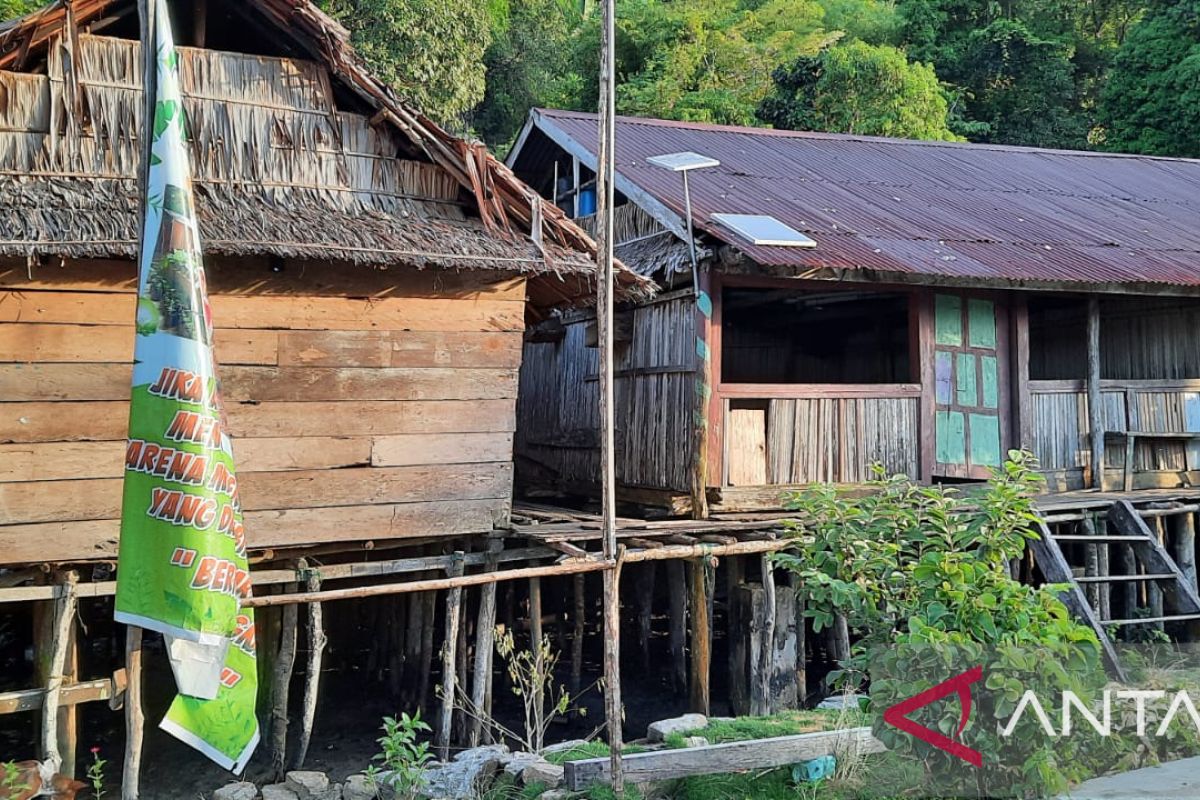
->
529, 109, 1200, 289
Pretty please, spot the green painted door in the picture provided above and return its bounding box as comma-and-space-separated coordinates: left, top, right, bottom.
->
933, 294, 1007, 478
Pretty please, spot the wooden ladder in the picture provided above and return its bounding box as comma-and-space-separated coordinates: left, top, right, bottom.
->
1029, 500, 1200, 683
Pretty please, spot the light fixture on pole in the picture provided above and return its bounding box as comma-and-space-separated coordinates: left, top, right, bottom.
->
646, 151, 720, 273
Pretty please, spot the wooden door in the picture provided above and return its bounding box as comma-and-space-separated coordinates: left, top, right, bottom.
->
932, 293, 1009, 479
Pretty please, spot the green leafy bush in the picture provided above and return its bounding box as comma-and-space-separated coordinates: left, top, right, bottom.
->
365, 711, 434, 800
776, 452, 1107, 796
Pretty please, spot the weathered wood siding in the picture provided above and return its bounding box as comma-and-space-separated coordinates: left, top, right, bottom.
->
516, 292, 696, 493
0, 258, 523, 564
1030, 381, 1200, 489
757, 396, 919, 484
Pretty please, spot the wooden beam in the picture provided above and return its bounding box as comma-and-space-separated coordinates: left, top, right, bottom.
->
688, 559, 711, 715
269, 580, 299, 779
468, 540, 502, 746
290, 564, 325, 770
0, 679, 114, 716
437, 553, 465, 760
563, 727, 885, 789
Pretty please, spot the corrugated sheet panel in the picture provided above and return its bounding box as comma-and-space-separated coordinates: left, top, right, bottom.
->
536, 109, 1200, 287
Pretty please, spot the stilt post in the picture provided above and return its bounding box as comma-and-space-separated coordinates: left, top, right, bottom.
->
291, 563, 325, 770
122, 627, 144, 800
688, 559, 711, 715
468, 539, 502, 746
270, 578, 300, 779
438, 552, 465, 760
1087, 296, 1104, 489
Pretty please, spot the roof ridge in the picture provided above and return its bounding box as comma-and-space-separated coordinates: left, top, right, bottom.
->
535, 108, 1200, 165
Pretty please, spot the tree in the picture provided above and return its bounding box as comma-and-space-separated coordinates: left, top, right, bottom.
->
471, 0, 582, 148
757, 40, 960, 140
1100, 0, 1200, 157
319, 0, 491, 129
0, 0, 37, 22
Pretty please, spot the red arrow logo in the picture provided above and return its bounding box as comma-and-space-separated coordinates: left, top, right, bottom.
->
883, 665, 984, 767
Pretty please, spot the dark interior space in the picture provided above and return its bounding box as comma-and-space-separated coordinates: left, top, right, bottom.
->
720, 288, 912, 384
1029, 294, 1200, 381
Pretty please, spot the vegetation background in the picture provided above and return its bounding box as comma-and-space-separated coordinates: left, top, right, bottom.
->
1, 0, 1195, 156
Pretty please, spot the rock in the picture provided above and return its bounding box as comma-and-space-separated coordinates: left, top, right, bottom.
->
342, 775, 381, 800
261, 786, 301, 800
501, 751, 542, 778
284, 772, 341, 800
213, 782, 258, 800
422, 744, 508, 798
681, 736, 709, 748
647, 713, 707, 742
817, 693, 867, 711
541, 790, 572, 800
541, 739, 589, 755
520, 759, 564, 789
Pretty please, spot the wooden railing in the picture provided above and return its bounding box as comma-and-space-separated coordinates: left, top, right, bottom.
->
716, 384, 921, 486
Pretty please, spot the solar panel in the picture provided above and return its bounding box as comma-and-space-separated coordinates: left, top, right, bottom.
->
645, 151, 721, 171
711, 213, 817, 247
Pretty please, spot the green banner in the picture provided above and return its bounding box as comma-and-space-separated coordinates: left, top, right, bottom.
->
114, 0, 258, 773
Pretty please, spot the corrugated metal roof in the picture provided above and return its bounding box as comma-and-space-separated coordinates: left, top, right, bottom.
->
533, 109, 1200, 288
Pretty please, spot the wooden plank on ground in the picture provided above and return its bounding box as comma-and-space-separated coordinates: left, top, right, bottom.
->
0, 364, 517, 402
0, 260, 526, 301
563, 727, 884, 789
0, 291, 526, 332
0, 323, 279, 364
0, 399, 516, 442
0, 463, 514, 523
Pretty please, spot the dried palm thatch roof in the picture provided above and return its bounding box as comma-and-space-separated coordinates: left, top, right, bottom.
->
0, 0, 653, 301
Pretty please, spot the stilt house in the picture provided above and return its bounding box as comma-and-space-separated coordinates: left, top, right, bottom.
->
508, 110, 1200, 514
0, 1, 647, 566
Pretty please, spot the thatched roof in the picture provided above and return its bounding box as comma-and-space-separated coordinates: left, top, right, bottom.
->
0, 0, 653, 301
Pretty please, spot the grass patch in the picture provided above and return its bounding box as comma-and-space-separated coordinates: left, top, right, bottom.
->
543, 741, 648, 765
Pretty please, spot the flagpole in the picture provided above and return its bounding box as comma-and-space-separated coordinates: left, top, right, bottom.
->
596, 0, 624, 790
122, 2, 155, 797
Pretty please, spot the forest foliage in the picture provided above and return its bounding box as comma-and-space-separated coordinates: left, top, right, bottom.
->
0, 0, 1194, 156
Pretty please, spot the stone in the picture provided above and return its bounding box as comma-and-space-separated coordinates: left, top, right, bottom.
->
213, 782, 258, 800
261, 786, 301, 800
681, 736, 709, 748
520, 759, 564, 789
817, 693, 868, 711
501, 751, 542, 778
647, 713, 707, 742
284, 772, 341, 800
422, 744, 508, 799
540, 791, 572, 800
342, 775, 381, 800
541, 739, 589, 756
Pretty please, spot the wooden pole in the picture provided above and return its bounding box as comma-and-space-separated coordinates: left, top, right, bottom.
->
1173, 512, 1198, 592
417, 589, 436, 711
571, 573, 585, 703
124, 0, 154, 790
270, 581, 299, 780
597, 0, 623, 786
633, 564, 655, 673
790, 572, 807, 706
754, 557, 776, 715
39, 571, 78, 772
1087, 296, 1104, 489
667, 561, 688, 696
688, 559, 711, 715
468, 540, 502, 746
121, 627, 144, 800
727, 556, 748, 715
438, 553, 465, 760
291, 566, 325, 770
529, 576, 544, 718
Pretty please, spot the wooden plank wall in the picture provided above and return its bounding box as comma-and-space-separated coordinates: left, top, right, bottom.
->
516, 292, 696, 493
1030, 383, 1200, 488
762, 396, 919, 484
0, 258, 524, 564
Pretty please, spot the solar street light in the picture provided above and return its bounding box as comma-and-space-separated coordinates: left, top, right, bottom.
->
646, 151, 720, 272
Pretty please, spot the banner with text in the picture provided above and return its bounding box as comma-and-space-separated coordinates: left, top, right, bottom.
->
114, 0, 258, 773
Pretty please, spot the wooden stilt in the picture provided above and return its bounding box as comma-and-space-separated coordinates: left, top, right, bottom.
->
829, 614, 850, 665
571, 573, 585, 702
667, 560, 688, 696
1086, 296, 1104, 489
38, 572, 78, 773
1118, 540, 1138, 617
468, 539, 502, 746
417, 590, 436, 711
291, 566, 325, 770
1083, 519, 1101, 610
634, 564, 655, 673
1150, 518, 1166, 631
438, 553, 465, 760
121, 627, 144, 800
688, 559, 711, 715
752, 557, 776, 715
727, 556, 748, 716
529, 576, 544, 720
790, 572, 807, 705
270, 580, 299, 780
456, 583, 470, 743
601, 558, 624, 788
1173, 512, 1198, 592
